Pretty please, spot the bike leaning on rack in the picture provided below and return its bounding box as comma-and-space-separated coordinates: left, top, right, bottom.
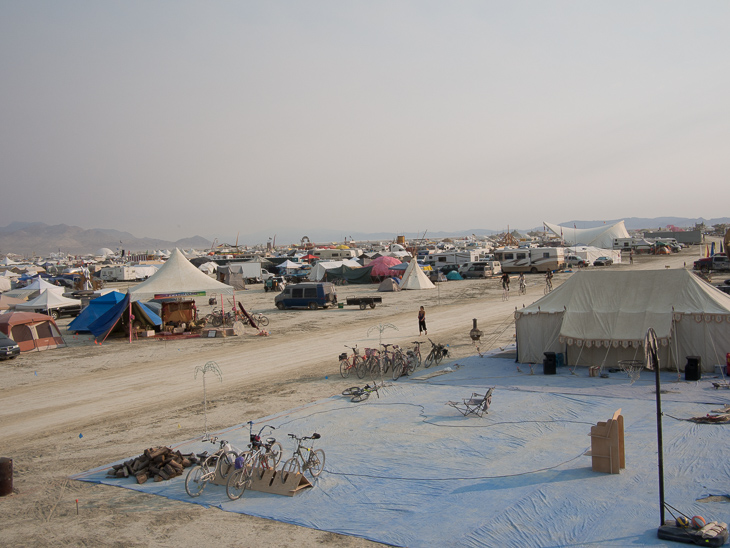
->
280, 433, 325, 481
225, 422, 282, 500
185, 436, 239, 497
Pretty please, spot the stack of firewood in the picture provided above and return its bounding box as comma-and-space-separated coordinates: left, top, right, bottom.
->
106, 446, 197, 484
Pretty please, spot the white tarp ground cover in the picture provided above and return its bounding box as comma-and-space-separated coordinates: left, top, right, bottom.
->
74, 351, 730, 547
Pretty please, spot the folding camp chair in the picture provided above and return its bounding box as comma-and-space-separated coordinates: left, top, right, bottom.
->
446, 387, 494, 418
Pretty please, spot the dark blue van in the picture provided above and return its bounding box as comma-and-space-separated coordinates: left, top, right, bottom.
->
274, 282, 337, 310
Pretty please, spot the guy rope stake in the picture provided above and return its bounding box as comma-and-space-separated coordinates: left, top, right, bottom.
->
194, 361, 222, 440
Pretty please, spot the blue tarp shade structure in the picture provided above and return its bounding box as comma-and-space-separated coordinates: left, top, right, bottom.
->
446, 270, 463, 280
88, 293, 161, 339
68, 292, 126, 333
74, 351, 730, 547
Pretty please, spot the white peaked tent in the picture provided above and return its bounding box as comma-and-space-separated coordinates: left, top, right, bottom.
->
399, 260, 435, 290
24, 277, 65, 295
128, 248, 234, 302
1, 257, 19, 265
0, 278, 11, 292
515, 270, 730, 371
16, 291, 82, 312
543, 221, 630, 248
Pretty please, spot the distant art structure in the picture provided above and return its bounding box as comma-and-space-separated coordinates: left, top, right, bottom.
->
194, 361, 223, 440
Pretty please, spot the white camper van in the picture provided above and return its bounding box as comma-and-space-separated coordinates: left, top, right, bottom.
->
311, 248, 360, 260
493, 248, 565, 273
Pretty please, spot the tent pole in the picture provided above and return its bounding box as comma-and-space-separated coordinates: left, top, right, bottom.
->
650, 335, 666, 526
129, 299, 133, 343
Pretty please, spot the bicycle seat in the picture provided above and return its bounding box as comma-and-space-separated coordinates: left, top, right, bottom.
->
312, 433, 321, 439
265, 437, 276, 444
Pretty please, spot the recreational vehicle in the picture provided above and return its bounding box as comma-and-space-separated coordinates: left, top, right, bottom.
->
311, 248, 360, 260
99, 265, 138, 282
423, 250, 481, 269
493, 248, 565, 273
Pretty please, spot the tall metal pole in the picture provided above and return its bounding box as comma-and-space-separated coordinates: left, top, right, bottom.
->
655, 359, 666, 526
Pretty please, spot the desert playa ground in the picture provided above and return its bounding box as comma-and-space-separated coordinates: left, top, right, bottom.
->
0, 246, 711, 547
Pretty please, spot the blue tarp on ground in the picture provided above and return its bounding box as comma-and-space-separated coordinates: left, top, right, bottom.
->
73, 351, 730, 547
68, 291, 125, 333
87, 293, 161, 339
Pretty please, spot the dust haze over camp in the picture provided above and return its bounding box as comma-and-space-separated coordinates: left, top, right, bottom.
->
1, 2, 729, 242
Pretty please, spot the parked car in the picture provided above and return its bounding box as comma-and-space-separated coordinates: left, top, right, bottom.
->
565, 255, 589, 268
0, 333, 20, 360
593, 256, 614, 266
274, 282, 337, 310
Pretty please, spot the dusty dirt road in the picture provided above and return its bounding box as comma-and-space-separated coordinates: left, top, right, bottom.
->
0, 249, 697, 546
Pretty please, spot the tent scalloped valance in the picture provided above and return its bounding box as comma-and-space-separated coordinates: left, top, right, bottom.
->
558, 336, 669, 347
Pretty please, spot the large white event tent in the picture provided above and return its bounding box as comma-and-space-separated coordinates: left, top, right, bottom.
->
515, 269, 730, 372
543, 220, 630, 248
128, 248, 234, 302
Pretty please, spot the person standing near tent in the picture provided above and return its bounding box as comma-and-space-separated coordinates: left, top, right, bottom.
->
418, 306, 427, 336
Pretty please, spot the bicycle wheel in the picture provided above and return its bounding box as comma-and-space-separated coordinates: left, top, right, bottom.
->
355, 356, 368, 379
351, 391, 370, 402
280, 457, 301, 483
184, 465, 207, 497
391, 359, 403, 380
415, 350, 422, 368
308, 449, 325, 478
382, 356, 390, 375
226, 467, 250, 500
342, 386, 360, 396
257, 315, 269, 327
339, 358, 351, 378
267, 442, 283, 467
406, 355, 417, 375
435, 349, 444, 366
424, 350, 435, 368
219, 451, 238, 480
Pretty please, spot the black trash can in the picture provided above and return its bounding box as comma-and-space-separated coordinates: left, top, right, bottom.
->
543, 352, 557, 375
685, 356, 701, 381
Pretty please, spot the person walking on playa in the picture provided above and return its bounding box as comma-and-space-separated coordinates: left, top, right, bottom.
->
418, 306, 427, 336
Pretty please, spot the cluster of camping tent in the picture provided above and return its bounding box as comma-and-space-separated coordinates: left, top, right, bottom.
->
4, 247, 730, 373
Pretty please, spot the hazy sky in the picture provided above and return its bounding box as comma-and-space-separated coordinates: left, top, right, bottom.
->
1, 1, 728, 242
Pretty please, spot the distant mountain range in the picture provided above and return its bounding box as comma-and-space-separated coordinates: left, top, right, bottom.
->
0, 223, 211, 257
1, 217, 727, 257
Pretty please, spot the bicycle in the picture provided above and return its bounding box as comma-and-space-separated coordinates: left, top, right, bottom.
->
243, 311, 269, 327
544, 275, 553, 295
518, 277, 526, 295
339, 345, 363, 379
225, 422, 281, 499
363, 348, 381, 378
246, 421, 282, 472
342, 384, 380, 402
391, 344, 416, 380
405, 340, 423, 370
502, 286, 510, 301
184, 436, 239, 497
424, 338, 448, 368
379, 343, 404, 378
281, 433, 325, 481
